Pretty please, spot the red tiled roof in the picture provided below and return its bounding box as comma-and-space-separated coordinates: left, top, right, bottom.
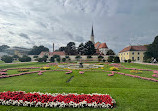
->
98, 43, 108, 49
95, 42, 108, 49
95, 42, 101, 49
119, 46, 147, 53
52, 51, 65, 56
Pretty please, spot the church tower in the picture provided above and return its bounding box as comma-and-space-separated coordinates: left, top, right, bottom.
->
90, 25, 95, 44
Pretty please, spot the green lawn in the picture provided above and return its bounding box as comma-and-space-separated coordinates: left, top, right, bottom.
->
0, 62, 158, 111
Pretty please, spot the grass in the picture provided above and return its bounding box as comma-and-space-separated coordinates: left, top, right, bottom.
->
0, 62, 158, 111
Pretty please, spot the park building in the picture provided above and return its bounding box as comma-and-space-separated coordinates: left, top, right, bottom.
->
118, 45, 147, 62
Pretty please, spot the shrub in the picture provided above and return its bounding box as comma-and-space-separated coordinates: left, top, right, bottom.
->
62, 58, 66, 62
50, 57, 55, 62
124, 60, 127, 63
56, 57, 61, 63
1, 55, 13, 63
98, 55, 104, 62
107, 56, 114, 62
42, 57, 47, 62
18, 69, 29, 72
75, 56, 81, 61
114, 57, 120, 63
37, 58, 44, 62
19, 56, 31, 62
33, 55, 38, 58
87, 55, 92, 58
103, 59, 106, 62
127, 59, 131, 63
110, 67, 119, 71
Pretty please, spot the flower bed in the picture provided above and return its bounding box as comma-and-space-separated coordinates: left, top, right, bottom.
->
0, 91, 116, 108
17, 69, 29, 72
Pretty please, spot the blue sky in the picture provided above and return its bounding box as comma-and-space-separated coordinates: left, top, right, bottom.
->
0, 0, 158, 53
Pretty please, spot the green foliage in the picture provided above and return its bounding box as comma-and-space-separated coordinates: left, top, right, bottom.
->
1, 55, 13, 63
62, 58, 66, 62
28, 45, 49, 55
53, 55, 60, 58
56, 57, 61, 63
103, 59, 106, 62
37, 58, 44, 62
128, 59, 132, 63
106, 49, 115, 55
19, 56, 31, 62
12, 55, 19, 59
59, 47, 66, 51
0, 45, 10, 52
144, 36, 158, 62
87, 55, 92, 58
124, 60, 127, 63
84, 41, 96, 55
114, 56, 120, 63
65, 55, 69, 59
33, 55, 38, 58
65, 42, 77, 55
77, 43, 85, 55
107, 56, 114, 62
75, 55, 81, 61
50, 57, 55, 62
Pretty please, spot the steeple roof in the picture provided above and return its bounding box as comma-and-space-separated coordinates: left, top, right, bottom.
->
91, 25, 94, 36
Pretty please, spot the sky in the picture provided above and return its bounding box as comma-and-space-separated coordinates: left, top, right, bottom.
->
0, 0, 158, 53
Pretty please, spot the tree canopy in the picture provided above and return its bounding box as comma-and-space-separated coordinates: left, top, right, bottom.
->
28, 45, 49, 55
106, 49, 115, 55
0, 45, 10, 52
84, 41, 96, 55
65, 42, 77, 55
144, 36, 158, 61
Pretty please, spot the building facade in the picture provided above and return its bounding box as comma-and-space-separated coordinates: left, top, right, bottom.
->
119, 46, 147, 62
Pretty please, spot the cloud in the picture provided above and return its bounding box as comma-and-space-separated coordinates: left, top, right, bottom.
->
0, 0, 158, 53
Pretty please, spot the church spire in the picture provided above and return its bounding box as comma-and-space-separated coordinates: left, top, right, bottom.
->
90, 25, 95, 44
91, 25, 94, 36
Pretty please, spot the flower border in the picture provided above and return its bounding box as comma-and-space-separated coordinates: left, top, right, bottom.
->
0, 91, 116, 108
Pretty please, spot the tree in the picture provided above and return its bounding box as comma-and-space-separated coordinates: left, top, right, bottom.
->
77, 43, 85, 55
1, 55, 13, 63
0, 45, 10, 52
19, 55, 31, 62
106, 49, 115, 55
84, 41, 96, 55
59, 47, 66, 51
107, 56, 114, 62
114, 56, 120, 63
65, 42, 77, 55
28, 45, 49, 55
37, 58, 44, 62
144, 36, 158, 62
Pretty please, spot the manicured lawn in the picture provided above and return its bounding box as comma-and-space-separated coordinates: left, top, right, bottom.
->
0, 62, 158, 111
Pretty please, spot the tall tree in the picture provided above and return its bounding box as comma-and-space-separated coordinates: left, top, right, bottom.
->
65, 42, 77, 55
28, 45, 49, 55
144, 36, 158, 61
106, 49, 115, 55
84, 41, 96, 55
0, 45, 10, 52
77, 43, 85, 55
59, 47, 66, 51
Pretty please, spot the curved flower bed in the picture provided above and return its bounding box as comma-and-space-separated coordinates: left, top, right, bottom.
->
0, 91, 116, 108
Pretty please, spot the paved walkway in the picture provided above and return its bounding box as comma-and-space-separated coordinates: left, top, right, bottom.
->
0, 61, 37, 65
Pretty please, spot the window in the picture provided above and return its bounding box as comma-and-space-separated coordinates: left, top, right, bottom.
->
138, 52, 140, 55
127, 53, 128, 55
138, 57, 140, 61
132, 57, 134, 61
132, 52, 134, 55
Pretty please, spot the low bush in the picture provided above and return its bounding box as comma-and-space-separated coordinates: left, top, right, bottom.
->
1, 55, 13, 63
19, 56, 31, 62
127, 59, 132, 63
114, 57, 120, 63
